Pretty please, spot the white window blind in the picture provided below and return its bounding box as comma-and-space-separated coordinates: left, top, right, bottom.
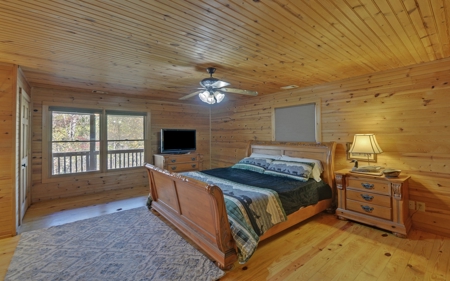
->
274, 103, 317, 142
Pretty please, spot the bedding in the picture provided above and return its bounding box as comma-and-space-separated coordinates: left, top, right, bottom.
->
181, 168, 332, 263
202, 168, 332, 215
181, 170, 286, 263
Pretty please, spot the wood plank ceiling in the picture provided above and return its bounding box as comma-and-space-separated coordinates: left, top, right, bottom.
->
1, 0, 449, 104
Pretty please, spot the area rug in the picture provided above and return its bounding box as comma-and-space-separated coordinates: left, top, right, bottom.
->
5, 207, 225, 281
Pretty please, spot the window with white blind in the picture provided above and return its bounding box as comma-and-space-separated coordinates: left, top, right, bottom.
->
273, 102, 321, 142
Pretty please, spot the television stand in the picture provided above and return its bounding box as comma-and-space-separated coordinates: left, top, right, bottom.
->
153, 153, 203, 172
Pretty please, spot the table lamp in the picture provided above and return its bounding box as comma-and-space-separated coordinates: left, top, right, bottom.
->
349, 134, 383, 175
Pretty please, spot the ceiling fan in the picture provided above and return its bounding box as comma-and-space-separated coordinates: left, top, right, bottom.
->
179, 67, 258, 104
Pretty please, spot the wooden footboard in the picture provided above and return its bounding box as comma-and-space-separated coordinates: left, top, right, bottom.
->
145, 164, 237, 269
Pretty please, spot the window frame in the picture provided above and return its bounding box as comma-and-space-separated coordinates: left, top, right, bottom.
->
42, 102, 151, 183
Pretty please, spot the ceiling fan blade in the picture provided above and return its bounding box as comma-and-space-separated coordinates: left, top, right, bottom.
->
211, 80, 230, 88
221, 88, 258, 96
179, 90, 204, 100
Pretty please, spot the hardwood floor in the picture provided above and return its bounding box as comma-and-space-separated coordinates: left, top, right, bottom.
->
0, 186, 449, 281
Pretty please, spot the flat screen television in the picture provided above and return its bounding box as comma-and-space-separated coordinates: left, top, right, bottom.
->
161, 129, 196, 154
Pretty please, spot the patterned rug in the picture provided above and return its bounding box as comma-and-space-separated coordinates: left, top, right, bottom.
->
5, 207, 225, 281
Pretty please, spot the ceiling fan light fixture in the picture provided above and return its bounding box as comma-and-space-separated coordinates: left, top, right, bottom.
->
214, 91, 225, 103
206, 95, 216, 104
180, 67, 258, 103
198, 90, 215, 104
199, 90, 210, 103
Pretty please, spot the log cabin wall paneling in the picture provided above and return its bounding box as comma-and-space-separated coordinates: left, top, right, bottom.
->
31, 87, 210, 202
211, 57, 450, 237
0, 63, 17, 238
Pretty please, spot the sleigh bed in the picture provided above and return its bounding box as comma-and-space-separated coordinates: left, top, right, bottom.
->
145, 141, 336, 269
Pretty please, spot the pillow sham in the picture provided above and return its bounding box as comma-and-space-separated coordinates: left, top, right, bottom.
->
249, 153, 282, 160
232, 157, 274, 174
264, 160, 314, 182
280, 155, 323, 182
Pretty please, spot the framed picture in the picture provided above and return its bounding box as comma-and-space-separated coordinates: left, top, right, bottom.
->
346, 142, 377, 162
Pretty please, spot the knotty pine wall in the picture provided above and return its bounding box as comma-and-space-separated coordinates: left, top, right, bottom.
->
0, 63, 16, 238
0, 63, 30, 238
211, 57, 450, 237
31, 87, 210, 202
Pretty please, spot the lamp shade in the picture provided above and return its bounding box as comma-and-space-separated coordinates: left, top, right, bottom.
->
349, 134, 383, 154
213, 91, 225, 103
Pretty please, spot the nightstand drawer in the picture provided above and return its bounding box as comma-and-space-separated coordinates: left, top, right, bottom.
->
167, 163, 199, 172
348, 178, 390, 195
346, 199, 392, 220
166, 155, 198, 163
346, 189, 391, 208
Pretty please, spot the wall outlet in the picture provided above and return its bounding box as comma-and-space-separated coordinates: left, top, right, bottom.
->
409, 200, 416, 210
416, 202, 426, 212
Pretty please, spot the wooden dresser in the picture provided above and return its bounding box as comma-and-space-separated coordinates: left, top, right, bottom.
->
153, 153, 203, 172
335, 169, 411, 237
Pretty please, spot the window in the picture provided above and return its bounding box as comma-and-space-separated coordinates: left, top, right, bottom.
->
107, 111, 145, 170
50, 108, 101, 175
48, 106, 148, 176
272, 102, 321, 142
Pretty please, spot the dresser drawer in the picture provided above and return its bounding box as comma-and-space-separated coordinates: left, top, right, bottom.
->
346, 199, 392, 220
166, 155, 198, 164
347, 178, 390, 195
167, 163, 199, 172
346, 189, 391, 208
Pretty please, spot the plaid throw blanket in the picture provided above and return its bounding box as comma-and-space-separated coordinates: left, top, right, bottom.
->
181, 171, 287, 263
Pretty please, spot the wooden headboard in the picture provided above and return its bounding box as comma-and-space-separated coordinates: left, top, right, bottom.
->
245, 140, 337, 189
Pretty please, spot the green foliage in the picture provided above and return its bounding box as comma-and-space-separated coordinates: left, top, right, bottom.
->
107, 115, 144, 151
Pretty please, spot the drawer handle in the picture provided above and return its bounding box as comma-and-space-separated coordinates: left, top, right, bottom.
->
171, 159, 176, 163
361, 183, 374, 189
171, 166, 177, 170
191, 157, 196, 161
361, 205, 374, 213
360, 194, 374, 201
191, 164, 196, 168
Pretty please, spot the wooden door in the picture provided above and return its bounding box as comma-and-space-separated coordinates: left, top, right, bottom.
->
18, 88, 31, 225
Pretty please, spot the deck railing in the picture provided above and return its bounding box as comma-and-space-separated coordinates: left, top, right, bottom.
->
52, 149, 145, 175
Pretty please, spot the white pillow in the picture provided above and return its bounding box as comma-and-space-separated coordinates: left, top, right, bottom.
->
250, 153, 282, 160
280, 155, 323, 182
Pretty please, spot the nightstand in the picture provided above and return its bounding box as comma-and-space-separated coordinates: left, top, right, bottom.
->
335, 169, 411, 237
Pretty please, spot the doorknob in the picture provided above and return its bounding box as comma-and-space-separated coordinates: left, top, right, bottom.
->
22, 164, 26, 167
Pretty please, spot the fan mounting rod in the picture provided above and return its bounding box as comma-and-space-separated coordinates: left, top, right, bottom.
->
206, 67, 216, 77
